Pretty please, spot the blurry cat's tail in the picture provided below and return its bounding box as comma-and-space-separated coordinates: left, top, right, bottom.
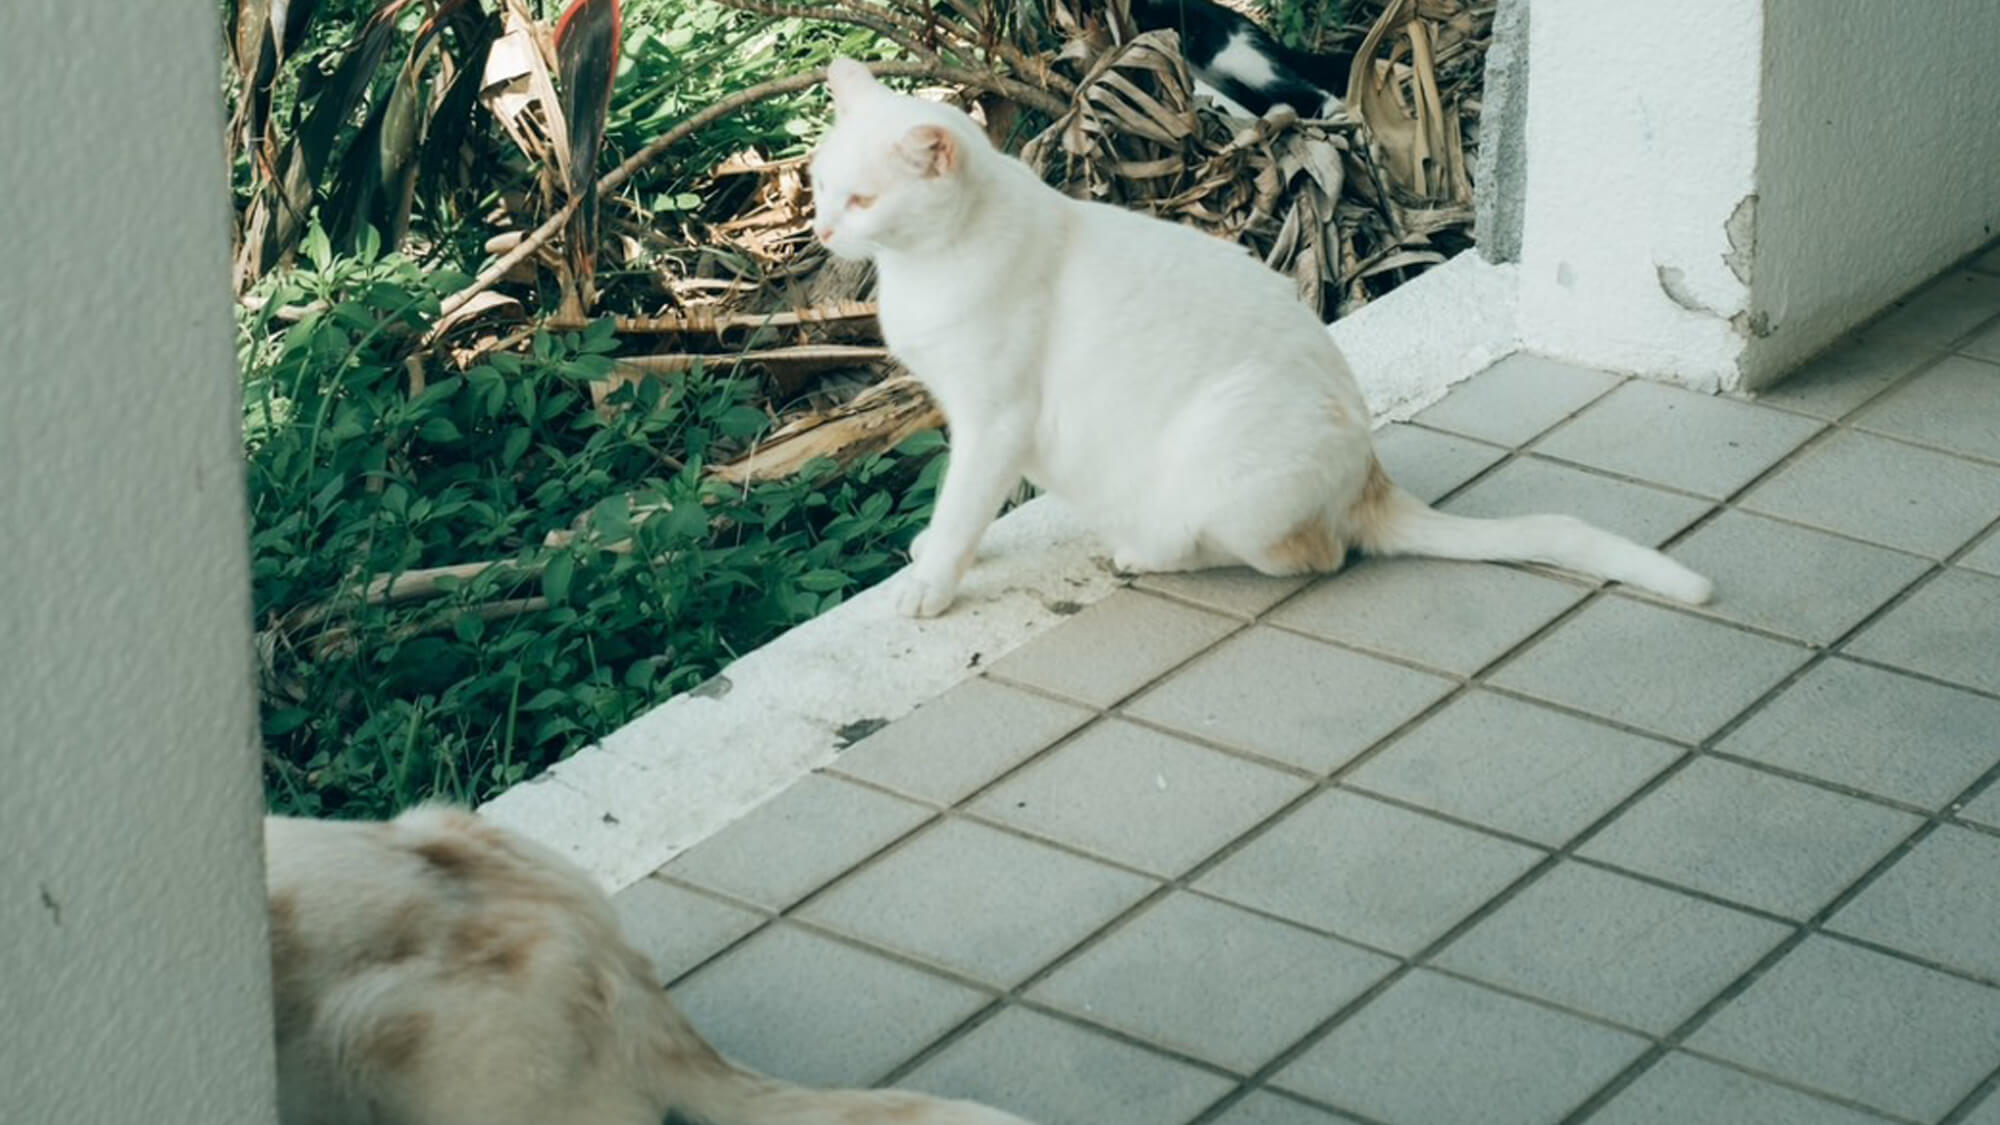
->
1350, 460, 1714, 605
660, 1042, 1035, 1125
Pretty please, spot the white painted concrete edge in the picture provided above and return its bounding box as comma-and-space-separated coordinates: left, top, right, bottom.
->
480, 251, 1521, 891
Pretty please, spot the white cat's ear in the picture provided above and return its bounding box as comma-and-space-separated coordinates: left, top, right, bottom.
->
825, 58, 880, 113
896, 124, 959, 179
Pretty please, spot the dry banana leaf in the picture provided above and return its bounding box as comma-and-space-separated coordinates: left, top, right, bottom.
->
1344, 0, 1472, 207
708, 376, 941, 485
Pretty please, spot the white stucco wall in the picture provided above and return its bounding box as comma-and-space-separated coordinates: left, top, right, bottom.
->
1510, 0, 2000, 392
1741, 0, 2000, 387
0, 2, 277, 1122
1513, 0, 1764, 391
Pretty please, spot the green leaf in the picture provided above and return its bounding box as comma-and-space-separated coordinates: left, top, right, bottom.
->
265, 708, 312, 736
895, 429, 946, 455
419, 417, 463, 443
590, 495, 632, 542
581, 316, 618, 352
303, 224, 333, 272
501, 427, 533, 468
795, 568, 850, 592
542, 550, 575, 604
716, 404, 769, 440
520, 687, 570, 712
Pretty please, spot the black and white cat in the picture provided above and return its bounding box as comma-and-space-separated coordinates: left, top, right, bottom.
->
1130, 0, 1356, 120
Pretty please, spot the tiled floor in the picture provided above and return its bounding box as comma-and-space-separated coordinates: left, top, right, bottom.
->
615, 262, 2000, 1125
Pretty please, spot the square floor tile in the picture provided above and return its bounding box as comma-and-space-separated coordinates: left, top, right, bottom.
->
1831, 825, 2000, 981
1414, 353, 1622, 447
1962, 527, 2000, 575
1687, 935, 2000, 1121
670, 922, 990, 1087
797, 818, 1155, 987
1346, 691, 1679, 847
1741, 429, 2000, 557
1863, 271, 2000, 347
1275, 971, 1649, 1125
989, 590, 1239, 707
970, 720, 1308, 877
1207, 1091, 1359, 1124
1371, 423, 1508, 504
1197, 790, 1544, 954
1270, 557, 1588, 676
1659, 511, 1930, 645
1845, 568, 2000, 695
1435, 862, 1791, 1034
1029, 893, 1394, 1072
1717, 657, 2000, 809
832, 677, 1093, 806
1756, 333, 1935, 420
611, 876, 765, 984
1125, 627, 1455, 775
1591, 1053, 1895, 1125
1578, 757, 1921, 919
1489, 598, 1811, 743
1441, 457, 1715, 547
662, 774, 933, 910
1135, 568, 1312, 620
1853, 354, 2000, 462
1534, 381, 1822, 498
902, 1006, 1233, 1125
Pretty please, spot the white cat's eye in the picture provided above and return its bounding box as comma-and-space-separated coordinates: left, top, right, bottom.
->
845, 193, 876, 211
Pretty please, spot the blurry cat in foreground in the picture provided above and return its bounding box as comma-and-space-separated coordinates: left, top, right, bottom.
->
266, 805, 1032, 1125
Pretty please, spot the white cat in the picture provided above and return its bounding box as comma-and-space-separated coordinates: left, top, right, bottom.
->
809, 59, 1713, 617
265, 806, 1034, 1125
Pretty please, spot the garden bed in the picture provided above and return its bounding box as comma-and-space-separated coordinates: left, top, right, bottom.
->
230, 0, 1494, 816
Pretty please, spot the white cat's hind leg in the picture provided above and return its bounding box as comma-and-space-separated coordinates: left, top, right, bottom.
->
1199, 504, 1349, 578
1110, 543, 1230, 576
1236, 520, 1349, 577
1105, 524, 1223, 575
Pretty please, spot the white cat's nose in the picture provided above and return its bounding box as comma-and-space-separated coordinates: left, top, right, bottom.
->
813, 224, 833, 244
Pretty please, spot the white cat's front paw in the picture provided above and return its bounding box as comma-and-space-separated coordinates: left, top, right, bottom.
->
908, 527, 933, 564
1111, 548, 1154, 576
892, 563, 960, 618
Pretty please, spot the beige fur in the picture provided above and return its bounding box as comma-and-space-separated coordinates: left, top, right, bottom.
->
265, 806, 1034, 1125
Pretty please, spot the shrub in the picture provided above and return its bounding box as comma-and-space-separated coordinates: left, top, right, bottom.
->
245, 233, 940, 816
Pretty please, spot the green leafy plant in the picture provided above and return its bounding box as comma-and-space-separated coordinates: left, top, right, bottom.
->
1259, 0, 1352, 53
244, 234, 941, 817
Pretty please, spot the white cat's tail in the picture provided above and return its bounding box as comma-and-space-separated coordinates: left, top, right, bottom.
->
659, 1049, 1036, 1125
1351, 461, 1714, 605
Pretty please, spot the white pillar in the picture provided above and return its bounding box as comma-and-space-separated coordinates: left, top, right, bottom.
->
0, 1, 277, 1122
1507, 0, 2000, 393
1742, 0, 2000, 387
1512, 0, 1765, 392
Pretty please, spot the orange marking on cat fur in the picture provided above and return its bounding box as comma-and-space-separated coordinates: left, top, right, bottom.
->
356, 1011, 431, 1073
1263, 512, 1343, 573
